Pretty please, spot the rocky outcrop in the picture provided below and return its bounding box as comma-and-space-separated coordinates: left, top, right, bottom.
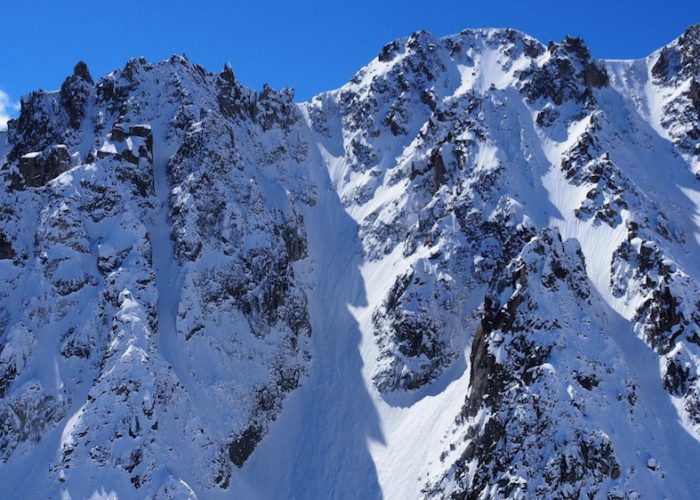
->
425, 229, 633, 499
17, 144, 71, 188
0, 232, 15, 260
519, 35, 608, 108
611, 234, 700, 428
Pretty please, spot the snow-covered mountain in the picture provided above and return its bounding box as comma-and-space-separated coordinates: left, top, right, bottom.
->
1, 25, 700, 500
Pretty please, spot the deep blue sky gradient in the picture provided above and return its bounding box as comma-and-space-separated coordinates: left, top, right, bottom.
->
1, 0, 699, 109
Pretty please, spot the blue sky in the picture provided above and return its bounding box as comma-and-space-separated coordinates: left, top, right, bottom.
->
1, 0, 699, 121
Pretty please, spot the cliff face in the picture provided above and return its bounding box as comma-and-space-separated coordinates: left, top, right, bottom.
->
1, 26, 700, 500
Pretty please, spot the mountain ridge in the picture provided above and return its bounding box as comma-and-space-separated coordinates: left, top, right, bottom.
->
1, 24, 700, 499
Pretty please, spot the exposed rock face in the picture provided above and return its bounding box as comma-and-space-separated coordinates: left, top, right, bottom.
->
611, 234, 700, 431
17, 144, 71, 187
0, 232, 15, 260
425, 229, 632, 498
2, 25, 700, 500
73, 61, 94, 85
520, 35, 608, 107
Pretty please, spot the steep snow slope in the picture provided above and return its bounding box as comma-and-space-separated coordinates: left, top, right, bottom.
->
1, 26, 700, 500
247, 27, 700, 499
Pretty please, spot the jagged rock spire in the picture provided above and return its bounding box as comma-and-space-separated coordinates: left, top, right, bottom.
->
221, 62, 236, 83
73, 61, 94, 85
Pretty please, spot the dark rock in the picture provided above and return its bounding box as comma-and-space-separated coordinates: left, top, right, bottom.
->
216, 65, 257, 120
281, 222, 307, 262
575, 373, 599, 390
464, 301, 504, 418
561, 36, 591, 60
524, 40, 543, 58
0, 233, 15, 260
611, 464, 621, 479
19, 145, 71, 188
257, 85, 298, 131
689, 79, 700, 114
663, 356, 692, 395
387, 111, 405, 136
73, 61, 94, 85
678, 24, 700, 76
220, 63, 236, 85
111, 122, 128, 142
378, 40, 400, 62
60, 66, 93, 129
228, 425, 262, 467
651, 47, 671, 80
429, 149, 446, 192
582, 63, 609, 88
536, 106, 560, 127
0, 363, 17, 399
642, 285, 682, 353
6, 92, 64, 163
129, 124, 153, 152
